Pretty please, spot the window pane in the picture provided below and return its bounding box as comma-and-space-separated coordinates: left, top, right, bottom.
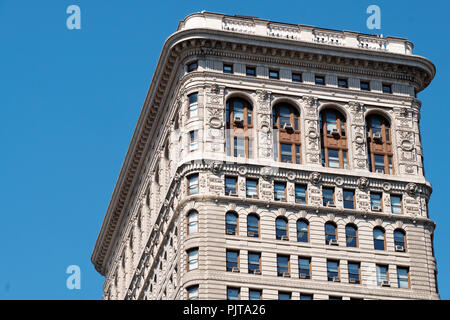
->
249, 290, 261, 300
397, 268, 409, 289
188, 175, 198, 195
274, 183, 286, 201
246, 179, 258, 197
328, 149, 340, 168
225, 177, 237, 195
227, 288, 239, 300
295, 185, 306, 203
226, 213, 237, 235
391, 196, 402, 214
297, 220, 308, 243
276, 218, 287, 240
247, 215, 259, 237
280, 143, 292, 163
343, 190, 355, 209
234, 137, 245, 157
345, 225, 357, 247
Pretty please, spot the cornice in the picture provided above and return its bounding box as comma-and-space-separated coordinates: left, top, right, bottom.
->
91, 24, 435, 276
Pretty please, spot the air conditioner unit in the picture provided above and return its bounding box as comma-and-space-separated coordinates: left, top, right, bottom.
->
373, 132, 382, 141
375, 169, 385, 174
281, 235, 289, 241
372, 205, 382, 212
253, 269, 261, 275
381, 280, 391, 287
226, 229, 236, 235
232, 267, 240, 273
247, 194, 258, 199
248, 231, 257, 237
329, 239, 339, 246
299, 273, 308, 279
227, 191, 238, 197
349, 278, 358, 284
333, 277, 341, 282
331, 128, 340, 136
283, 123, 294, 131
295, 198, 306, 204
282, 272, 291, 278
234, 117, 243, 125
395, 245, 405, 252
327, 201, 336, 208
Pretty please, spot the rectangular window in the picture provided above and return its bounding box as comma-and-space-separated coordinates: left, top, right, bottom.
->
295, 145, 301, 164
227, 287, 240, 300
315, 75, 325, 85
292, 73, 302, 82
187, 248, 198, 271
188, 174, 199, 195
249, 289, 262, 300
187, 211, 198, 234
225, 176, 238, 196
187, 285, 199, 300
338, 78, 348, 88
277, 255, 290, 277
226, 250, 239, 272
298, 257, 311, 279
327, 260, 340, 281
322, 187, 334, 206
187, 61, 198, 72
295, 184, 307, 204
329, 296, 342, 300
223, 63, 233, 74
189, 130, 198, 152
248, 252, 261, 274
246, 66, 256, 77
348, 262, 361, 284
233, 137, 246, 158
278, 292, 291, 300
397, 267, 410, 289
374, 154, 386, 173
269, 70, 279, 80
188, 92, 198, 118
360, 81, 370, 91
280, 143, 293, 163
370, 193, 382, 211
246, 179, 258, 198
382, 83, 392, 94
300, 294, 313, 300
391, 195, 402, 214
376, 265, 389, 286
274, 182, 286, 201
328, 149, 340, 168
343, 190, 355, 209
388, 156, 393, 174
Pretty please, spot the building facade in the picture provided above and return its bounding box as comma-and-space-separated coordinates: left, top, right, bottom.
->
91, 12, 439, 300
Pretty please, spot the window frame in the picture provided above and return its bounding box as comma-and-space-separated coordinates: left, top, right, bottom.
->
246, 66, 256, 77
187, 61, 198, 72
345, 224, 358, 248
397, 266, 410, 289
248, 252, 262, 274
187, 248, 199, 272
373, 227, 386, 251
296, 219, 309, 243
247, 214, 260, 238
226, 249, 240, 272
187, 210, 198, 235
298, 257, 311, 279
187, 174, 199, 196
320, 109, 348, 169
223, 63, 233, 74
277, 254, 290, 277
326, 260, 340, 281
225, 212, 239, 236
275, 217, 289, 240
348, 262, 361, 284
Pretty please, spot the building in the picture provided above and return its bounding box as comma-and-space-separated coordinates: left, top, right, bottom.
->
91, 12, 439, 300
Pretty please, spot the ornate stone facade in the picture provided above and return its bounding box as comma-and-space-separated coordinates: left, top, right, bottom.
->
92, 12, 439, 300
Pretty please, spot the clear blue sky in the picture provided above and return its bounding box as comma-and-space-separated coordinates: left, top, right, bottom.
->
0, 0, 448, 300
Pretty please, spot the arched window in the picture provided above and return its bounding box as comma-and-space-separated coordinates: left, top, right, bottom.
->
296, 219, 309, 243
247, 214, 260, 238
226, 98, 254, 158
273, 103, 301, 164
366, 114, 393, 174
325, 222, 337, 245
225, 212, 238, 235
276, 217, 289, 240
187, 210, 198, 235
373, 227, 386, 251
345, 224, 358, 248
319, 109, 348, 169
394, 229, 407, 252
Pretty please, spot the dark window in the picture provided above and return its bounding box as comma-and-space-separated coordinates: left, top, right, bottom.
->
360, 81, 370, 91
394, 230, 407, 251
300, 294, 313, 300
278, 292, 291, 300
223, 64, 233, 74
227, 287, 240, 300
226, 250, 239, 272
277, 255, 290, 276
322, 187, 334, 206
343, 190, 355, 209
276, 217, 288, 240
397, 267, 410, 289
345, 224, 358, 248
373, 227, 386, 251
297, 220, 309, 243
338, 78, 348, 88
292, 73, 302, 82
315, 75, 325, 85
225, 176, 237, 196
246, 66, 256, 77
295, 184, 307, 204
249, 289, 262, 300
247, 214, 260, 237
298, 257, 311, 279
246, 179, 258, 198
376, 265, 388, 286
226, 98, 253, 159
325, 222, 337, 245
391, 195, 402, 214
272, 103, 301, 164
319, 109, 348, 169
274, 182, 286, 201
269, 70, 279, 79
187, 61, 198, 72
225, 212, 238, 235
187, 285, 199, 300
327, 260, 339, 281
187, 210, 198, 235
248, 252, 261, 274
188, 174, 199, 195
348, 262, 361, 284
382, 83, 392, 94
370, 193, 382, 211
329, 296, 342, 300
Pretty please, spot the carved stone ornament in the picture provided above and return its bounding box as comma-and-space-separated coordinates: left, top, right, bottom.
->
287, 171, 296, 181
382, 182, 392, 192
257, 90, 270, 101
309, 172, 321, 185
335, 177, 344, 186
357, 177, 370, 190
406, 183, 418, 197
209, 161, 224, 175
261, 166, 276, 180
210, 83, 220, 94
238, 166, 248, 175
